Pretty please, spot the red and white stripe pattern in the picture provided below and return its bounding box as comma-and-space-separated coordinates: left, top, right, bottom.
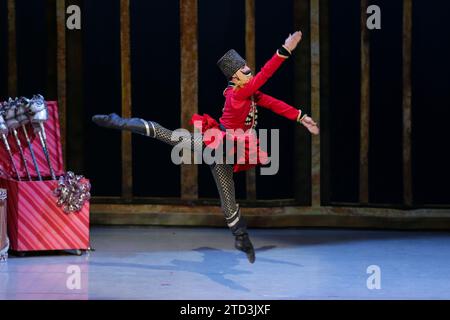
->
0, 179, 89, 251
0, 101, 89, 252
0, 101, 64, 180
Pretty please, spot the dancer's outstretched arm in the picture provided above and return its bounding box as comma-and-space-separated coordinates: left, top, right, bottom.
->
233, 31, 303, 100
255, 91, 319, 135
254, 91, 301, 121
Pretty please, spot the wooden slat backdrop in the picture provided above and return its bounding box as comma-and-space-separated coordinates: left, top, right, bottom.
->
91, 203, 450, 229
245, 0, 256, 200
120, 0, 133, 201
359, 0, 370, 204
180, 0, 199, 200
319, 0, 331, 205
402, 0, 413, 206
293, 0, 311, 205
310, 0, 321, 207
56, 0, 67, 166
4, 0, 431, 214
7, 0, 17, 97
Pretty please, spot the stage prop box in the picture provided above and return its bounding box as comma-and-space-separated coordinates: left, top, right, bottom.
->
0, 102, 90, 253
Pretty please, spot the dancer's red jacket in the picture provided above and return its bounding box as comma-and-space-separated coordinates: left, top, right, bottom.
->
190, 50, 302, 173
219, 52, 302, 130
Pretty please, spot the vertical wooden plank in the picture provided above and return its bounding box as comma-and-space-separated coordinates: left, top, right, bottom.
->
359, 0, 370, 204
120, 0, 133, 200
310, 0, 321, 207
402, 0, 412, 206
7, 0, 17, 97
180, 0, 198, 200
293, 0, 311, 205
319, 0, 331, 205
245, 0, 256, 200
56, 0, 67, 167
245, 0, 255, 71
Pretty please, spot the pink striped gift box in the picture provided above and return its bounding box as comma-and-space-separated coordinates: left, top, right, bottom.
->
0, 101, 90, 252
0, 179, 89, 251
0, 101, 65, 179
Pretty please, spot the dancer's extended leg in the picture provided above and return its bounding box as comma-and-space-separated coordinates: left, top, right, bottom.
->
92, 113, 203, 148
210, 163, 255, 263
92, 113, 255, 263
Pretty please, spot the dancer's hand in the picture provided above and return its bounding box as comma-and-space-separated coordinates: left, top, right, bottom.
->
284, 31, 303, 52
301, 115, 320, 135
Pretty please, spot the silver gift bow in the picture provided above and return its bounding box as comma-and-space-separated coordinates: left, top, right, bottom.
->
53, 171, 91, 213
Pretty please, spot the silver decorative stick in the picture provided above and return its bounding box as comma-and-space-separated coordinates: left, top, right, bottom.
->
0, 104, 21, 181
16, 97, 42, 181
27, 95, 56, 180
4, 98, 32, 181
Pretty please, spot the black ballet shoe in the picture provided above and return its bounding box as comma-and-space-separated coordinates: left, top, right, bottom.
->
92, 113, 153, 136
235, 234, 256, 264
229, 211, 255, 263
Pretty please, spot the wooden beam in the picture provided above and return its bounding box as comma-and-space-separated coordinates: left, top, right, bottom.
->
7, 0, 17, 97
180, 0, 199, 200
91, 195, 299, 207
359, 0, 370, 204
120, 0, 133, 201
319, 0, 331, 205
310, 0, 321, 207
56, 0, 67, 167
245, 0, 256, 200
91, 203, 450, 229
402, 0, 413, 207
293, 0, 311, 205
245, 0, 256, 71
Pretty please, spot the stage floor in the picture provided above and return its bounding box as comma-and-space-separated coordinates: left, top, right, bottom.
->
1, 226, 450, 300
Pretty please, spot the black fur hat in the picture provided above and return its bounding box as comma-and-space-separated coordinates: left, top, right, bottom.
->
217, 49, 246, 79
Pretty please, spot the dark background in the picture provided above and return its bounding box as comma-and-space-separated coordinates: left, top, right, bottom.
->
0, 0, 6, 100
1, 0, 449, 207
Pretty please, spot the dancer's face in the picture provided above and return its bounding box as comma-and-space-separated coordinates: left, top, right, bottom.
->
232, 65, 253, 87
